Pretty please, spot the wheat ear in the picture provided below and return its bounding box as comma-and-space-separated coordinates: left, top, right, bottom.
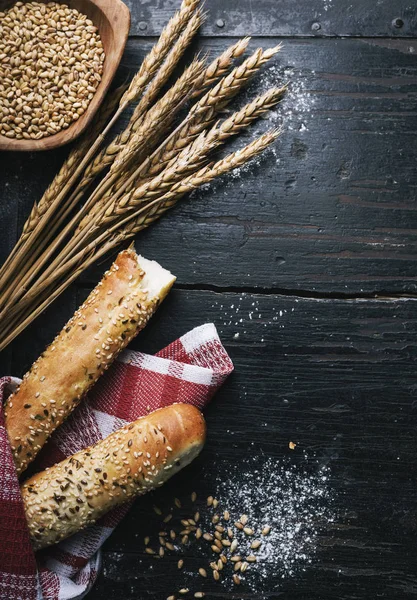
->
120, 0, 201, 105
82, 9, 204, 187
191, 37, 250, 98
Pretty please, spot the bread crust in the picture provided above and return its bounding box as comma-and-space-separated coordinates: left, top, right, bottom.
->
5, 250, 175, 475
21, 403, 206, 550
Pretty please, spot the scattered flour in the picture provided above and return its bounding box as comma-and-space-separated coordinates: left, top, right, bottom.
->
208, 455, 334, 591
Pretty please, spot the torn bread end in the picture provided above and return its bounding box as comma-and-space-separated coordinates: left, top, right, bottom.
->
137, 254, 176, 301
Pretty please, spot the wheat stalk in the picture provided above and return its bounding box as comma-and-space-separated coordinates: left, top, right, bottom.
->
0, 21, 205, 315
133, 45, 281, 185
120, 0, 201, 106
107, 130, 280, 247
0, 1, 285, 349
22, 83, 128, 238
77, 57, 206, 228
191, 37, 250, 98
7, 90, 282, 323
0, 83, 128, 282
105, 87, 286, 224
0, 0, 201, 299
81, 9, 204, 189
0, 130, 278, 351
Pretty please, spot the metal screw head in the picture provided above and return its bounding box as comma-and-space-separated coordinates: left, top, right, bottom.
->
311, 22, 321, 31
138, 21, 148, 31
392, 17, 404, 28
216, 18, 225, 28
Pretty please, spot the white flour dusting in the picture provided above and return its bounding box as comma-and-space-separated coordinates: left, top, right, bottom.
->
203, 455, 334, 592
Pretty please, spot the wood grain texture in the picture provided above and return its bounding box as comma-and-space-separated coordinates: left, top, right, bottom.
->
124, 0, 417, 38
78, 288, 417, 599
0, 0, 130, 151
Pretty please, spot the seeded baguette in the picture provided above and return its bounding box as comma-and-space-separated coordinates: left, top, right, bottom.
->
5, 249, 176, 476
22, 403, 206, 550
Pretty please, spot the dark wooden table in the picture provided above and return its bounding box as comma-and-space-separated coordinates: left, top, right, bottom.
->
1, 1, 417, 598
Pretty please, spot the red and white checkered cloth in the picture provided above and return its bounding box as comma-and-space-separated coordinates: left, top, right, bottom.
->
0, 323, 233, 600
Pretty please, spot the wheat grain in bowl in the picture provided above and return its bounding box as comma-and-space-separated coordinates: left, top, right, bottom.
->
0, 1, 105, 140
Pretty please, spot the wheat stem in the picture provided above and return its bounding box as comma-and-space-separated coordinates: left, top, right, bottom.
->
0, 0, 201, 304
0, 8, 203, 316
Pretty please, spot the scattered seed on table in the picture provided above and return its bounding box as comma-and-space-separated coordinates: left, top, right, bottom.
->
144, 536, 150, 545
194, 593, 205, 598
230, 539, 238, 552
203, 533, 213, 541
153, 505, 162, 515
178, 559, 184, 569
191, 492, 197, 502
211, 545, 221, 554
212, 515, 220, 524
233, 574, 241, 585
198, 568, 207, 577
164, 514, 173, 523
166, 542, 175, 551
262, 525, 271, 536
159, 547, 165, 558
240, 515, 248, 525
196, 528, 202, 539
240, 561, 248, 573
223, 510, 230, 521
243, 527, 254, 536
220, 554, 227, 564
247, 555, 257, 563
213, 499, 219, 508
207, 496, 213, 507
234, 561, 242, 572
194, 511, 200, 522
231, 555, 242, 562
145, 548, 155, 555
213, 569, 220, 581
175, 498, 182, 508
251, 540, 262, 550
179, 590, 189, 595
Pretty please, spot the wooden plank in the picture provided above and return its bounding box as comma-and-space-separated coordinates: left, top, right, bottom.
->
124, 0, 417, 38
57, 287, 417, 600
2, 37, 417, 297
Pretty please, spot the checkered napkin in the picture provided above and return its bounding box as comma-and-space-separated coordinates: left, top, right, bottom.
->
0, 323, 233, 600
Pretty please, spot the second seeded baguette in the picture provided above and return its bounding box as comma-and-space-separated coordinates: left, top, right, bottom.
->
22, 403, 206, 550
5, 249, 175, 475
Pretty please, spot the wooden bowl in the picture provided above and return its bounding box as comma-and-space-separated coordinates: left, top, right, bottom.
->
0, 0, 130, 151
